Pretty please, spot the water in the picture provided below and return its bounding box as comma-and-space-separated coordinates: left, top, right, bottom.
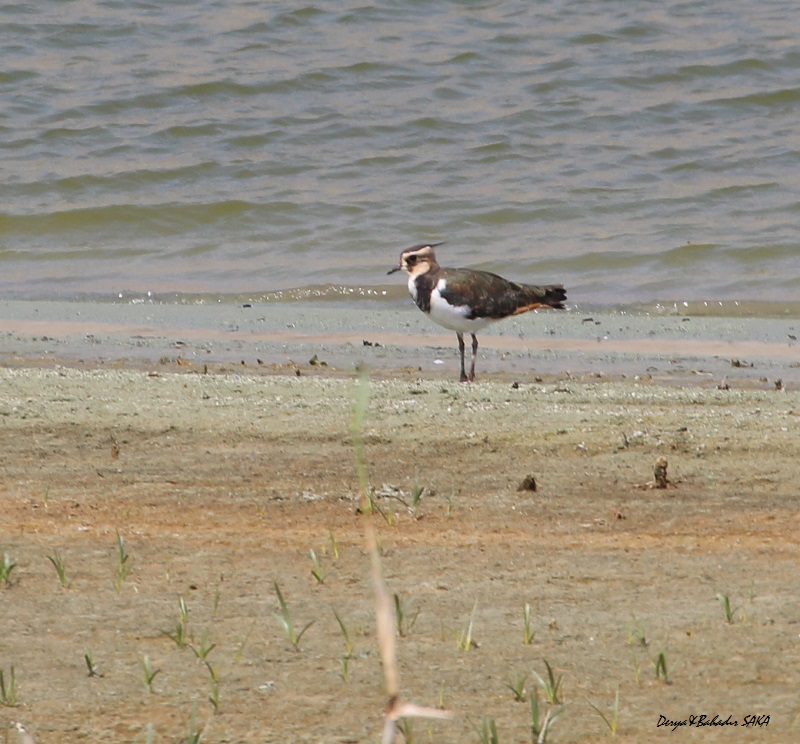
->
2, 0, 799, 311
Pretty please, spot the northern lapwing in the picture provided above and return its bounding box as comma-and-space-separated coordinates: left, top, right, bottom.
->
388, 243, 567, 381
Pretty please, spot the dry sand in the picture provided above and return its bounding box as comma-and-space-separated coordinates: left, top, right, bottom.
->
1, 300, 799, 743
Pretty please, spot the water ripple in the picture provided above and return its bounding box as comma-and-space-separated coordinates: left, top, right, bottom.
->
0, 0, 798, 309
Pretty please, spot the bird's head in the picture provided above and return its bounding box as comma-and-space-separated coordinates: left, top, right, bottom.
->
387, 243, 442, 277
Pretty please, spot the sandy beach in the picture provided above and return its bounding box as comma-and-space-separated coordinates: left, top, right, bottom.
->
1, 298, 799, 383
1, 300, 799, 742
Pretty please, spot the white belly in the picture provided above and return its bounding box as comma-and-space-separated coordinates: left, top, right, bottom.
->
409, 276, 495, 333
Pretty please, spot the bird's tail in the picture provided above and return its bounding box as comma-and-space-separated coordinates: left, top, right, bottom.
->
519, 283, 567, 311
540, 284, 567, 310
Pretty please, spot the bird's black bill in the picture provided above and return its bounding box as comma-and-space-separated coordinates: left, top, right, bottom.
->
387, 266, 401, 275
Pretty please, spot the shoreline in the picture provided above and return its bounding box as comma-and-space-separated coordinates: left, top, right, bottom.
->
0, 298, 798, 387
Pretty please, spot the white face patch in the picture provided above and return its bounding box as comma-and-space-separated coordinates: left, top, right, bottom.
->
406, 258, 431, 278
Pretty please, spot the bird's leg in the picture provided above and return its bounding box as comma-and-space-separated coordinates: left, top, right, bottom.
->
456, 332, 468, 382
469, 334, 478, 382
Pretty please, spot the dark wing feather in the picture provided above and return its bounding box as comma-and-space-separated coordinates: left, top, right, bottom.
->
439, 268, 566, 319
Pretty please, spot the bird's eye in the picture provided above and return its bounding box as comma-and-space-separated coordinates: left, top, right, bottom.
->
407, 255, 417, 265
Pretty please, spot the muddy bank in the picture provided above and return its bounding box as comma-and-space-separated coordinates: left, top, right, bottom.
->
0, 363, 798, 742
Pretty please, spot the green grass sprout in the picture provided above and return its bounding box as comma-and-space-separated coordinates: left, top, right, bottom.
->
716, 593, 739, 624
589, 688, 620, 736
0, 553, 17, 586
114, 531, 133, 591
457, 600, 479, 651
142, 655, 161, 693
0, 666, 19, 707
523, 602, 534, 645
309, 549, 325, 584
534, 659, 563, 704
47, 549, 71, 588
273, 581, 314, 651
